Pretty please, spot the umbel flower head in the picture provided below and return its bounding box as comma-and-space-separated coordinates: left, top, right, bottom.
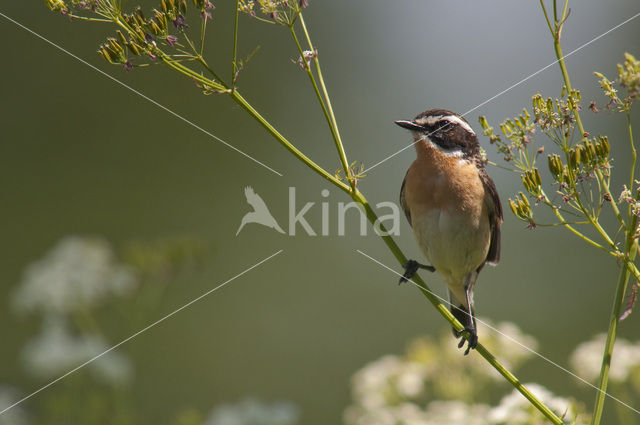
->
570, 333, 640, 384
22, 315, 133, 386
238, 0, 308, 25
12, 236, 136, 315
344, 320, 587, 425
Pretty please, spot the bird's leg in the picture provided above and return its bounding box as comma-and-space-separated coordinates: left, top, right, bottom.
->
457, 284, 478, 355
398, 259, 436, 284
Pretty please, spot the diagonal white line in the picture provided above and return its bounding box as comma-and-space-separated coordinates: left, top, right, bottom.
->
356, 249, 640, 416
0, 11, 283, 177
362, 10, 640, 175
0, 249, 284, 416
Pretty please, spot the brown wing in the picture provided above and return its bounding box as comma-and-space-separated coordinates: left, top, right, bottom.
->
400, 170, 412, 227
479, 166, 503, 265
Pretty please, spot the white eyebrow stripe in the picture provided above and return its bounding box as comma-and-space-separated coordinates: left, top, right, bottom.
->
415, 114, 475, 135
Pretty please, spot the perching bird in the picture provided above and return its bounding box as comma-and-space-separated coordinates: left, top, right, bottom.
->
236, 186, 285, 235
395, 109, 503, 354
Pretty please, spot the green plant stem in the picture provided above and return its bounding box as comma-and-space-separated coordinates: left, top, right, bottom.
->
627, 111, 636, 195
298, 15, 353, 188
592, 185, 640, 425
200, 7, 208, 55
552, 30, 624, 230
569, 175, 617, 250
157, 46, 348, 191
231, 46, 562, 425
596, 167, 627, 231
231, 72, 560, 423
540, 190, 612, 255
230, 90, 350, 190
232, 0, 240, 88
289, 20, 353, 187
591, 240, 637, 425
553, 45, 623, 246
69, 15, 112, 22
624, 258, 640, 283
546, 3, 624, 229
89, 7, 564, 423
543, 8, 637, 423
353, 191, 562, 424
223, 40, 558, 425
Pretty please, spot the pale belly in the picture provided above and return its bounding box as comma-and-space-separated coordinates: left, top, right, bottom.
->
412, 207, 490, 283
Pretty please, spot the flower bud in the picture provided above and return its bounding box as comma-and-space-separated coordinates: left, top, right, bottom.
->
548, 154, 562, 179
568, 148, 581, 169
117, 30, 127, 46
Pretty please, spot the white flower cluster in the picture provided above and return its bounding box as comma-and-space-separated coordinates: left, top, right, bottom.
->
437, 320, 540, 384
488, 384, 586, 425
10, 236, 137, 387
570, 333, 640, 383
345, 399, 492, 425
349, 318, 538, 406
204, 398, 299, 425
347, 376, 585, 425
344, 320, 586, 425
12, 236, 136, 315
21, 316, 132, 386
349, 355, 426, 409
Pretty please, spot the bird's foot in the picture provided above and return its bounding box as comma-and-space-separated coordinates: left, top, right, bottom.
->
398, 259, 435, 285
457, 327, 479, 356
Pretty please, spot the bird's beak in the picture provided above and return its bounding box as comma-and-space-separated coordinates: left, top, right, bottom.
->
395, 120, 424, 131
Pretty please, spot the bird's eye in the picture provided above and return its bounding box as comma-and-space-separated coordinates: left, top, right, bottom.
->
437, 121, 450, 131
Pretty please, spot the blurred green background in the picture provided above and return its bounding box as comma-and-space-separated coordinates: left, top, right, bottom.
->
1, 1, 640, 424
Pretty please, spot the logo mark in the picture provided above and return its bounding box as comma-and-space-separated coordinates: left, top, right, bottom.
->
236, 186, 285, 235
235, 186, 401, 236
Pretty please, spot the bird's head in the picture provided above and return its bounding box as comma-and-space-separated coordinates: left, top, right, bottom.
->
395, 109, 480, 158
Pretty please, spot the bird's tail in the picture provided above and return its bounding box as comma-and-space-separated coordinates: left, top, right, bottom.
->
448, 289, 476, 338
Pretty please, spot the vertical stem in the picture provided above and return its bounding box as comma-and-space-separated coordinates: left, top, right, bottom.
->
540, 0, 554, 34
200, 6, 208, 54
298, 15, 351, 186
542, 6, 636, 423
553, 41, 586, 137
627, 111, 636, 191
551, 28, 625, 235
289, 24, 352, 186
232, 0, 240, 89
592, 183, 640, 425
591, 242, 636, 425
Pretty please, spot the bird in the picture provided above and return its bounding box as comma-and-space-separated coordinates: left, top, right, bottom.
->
236, 186, 285, 235
395, 109, 503, 355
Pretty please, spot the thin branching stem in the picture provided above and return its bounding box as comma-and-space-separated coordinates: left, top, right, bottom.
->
289, 19, 353, 189
541, 4, 639, 424
54, 3, 566, 423
627, 111, 636, 192
230, 90, 351, 191
592, 234, 638, 425
540, 191, 613, 255
69, 15, 112, 22
232, 0, 240, 89
298, 15, 352, 189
